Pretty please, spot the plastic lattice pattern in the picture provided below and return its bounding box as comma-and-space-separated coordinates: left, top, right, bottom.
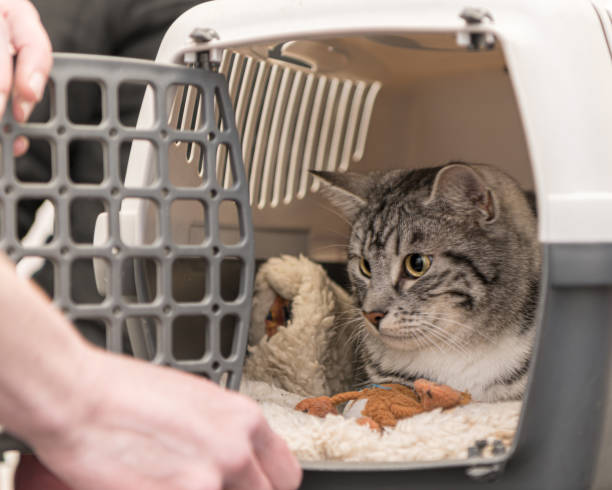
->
0, 53, 254, 451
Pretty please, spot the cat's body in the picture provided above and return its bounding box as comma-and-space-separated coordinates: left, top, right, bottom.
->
314, 163, 540, 402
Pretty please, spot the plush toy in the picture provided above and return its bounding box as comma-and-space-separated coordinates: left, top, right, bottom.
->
243, 255, 355, 397
264, 294, 292, 338
295, 379, 471, 431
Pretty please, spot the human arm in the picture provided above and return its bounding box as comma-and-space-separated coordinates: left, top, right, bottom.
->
0, 3, 301, 488
0, 252, 301, 490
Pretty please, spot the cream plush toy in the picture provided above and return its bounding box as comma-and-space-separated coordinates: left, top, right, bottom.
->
243, 255, 355, 397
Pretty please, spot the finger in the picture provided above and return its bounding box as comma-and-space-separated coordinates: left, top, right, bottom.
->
253, 424, 302, 490
2, 0, 52, 121
225, 453, 273, 490
14, 135, 29, 156
0, 15, 12, 117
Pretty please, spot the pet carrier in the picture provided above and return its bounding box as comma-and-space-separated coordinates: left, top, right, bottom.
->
3, 0, 612, 488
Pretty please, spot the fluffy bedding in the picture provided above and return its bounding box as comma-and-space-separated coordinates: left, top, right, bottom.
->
241, 380, 520, 462
241, 255, 521, 463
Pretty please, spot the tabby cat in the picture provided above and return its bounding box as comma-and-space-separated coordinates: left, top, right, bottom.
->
313, 163, 540, 402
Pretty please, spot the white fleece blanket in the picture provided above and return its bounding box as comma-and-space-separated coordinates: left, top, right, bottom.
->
241, 379, 520, 462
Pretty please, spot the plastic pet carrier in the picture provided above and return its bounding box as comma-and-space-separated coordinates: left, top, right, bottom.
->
3, 0, 612, 489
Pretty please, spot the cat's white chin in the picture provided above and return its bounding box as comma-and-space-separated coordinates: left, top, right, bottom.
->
377, 331, 423, 351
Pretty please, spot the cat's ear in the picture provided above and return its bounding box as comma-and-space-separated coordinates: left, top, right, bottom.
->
310, 171, 371, 221
427, 164, 496, 222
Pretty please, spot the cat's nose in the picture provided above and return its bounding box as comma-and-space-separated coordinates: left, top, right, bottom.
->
363, 311, 386, 329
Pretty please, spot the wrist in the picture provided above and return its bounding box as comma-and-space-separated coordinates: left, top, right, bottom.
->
12, 339, 99, 449
0, 256, 105, 451
0, 308, 101, 451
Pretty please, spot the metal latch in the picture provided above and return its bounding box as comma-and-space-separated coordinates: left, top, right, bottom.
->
184, 28, 222, 70
465, 439, 506, 481
457, 7, 496, 50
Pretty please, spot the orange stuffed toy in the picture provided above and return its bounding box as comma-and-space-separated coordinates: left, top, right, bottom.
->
295, 379, 471, 431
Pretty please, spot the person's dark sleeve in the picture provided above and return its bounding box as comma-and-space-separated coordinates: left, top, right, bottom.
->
20, 0, 206, 232
108, 1, 207, 58
18, 0, 207, 309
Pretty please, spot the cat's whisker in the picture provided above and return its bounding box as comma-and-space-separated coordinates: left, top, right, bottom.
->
336, 313, 364, 326
335, 303, 360, 314
312, 200, 353, 228
421, 317, 470, 344
420, 313, 495, 343
346, 323, 366, 337
348, 336, 367, 355
420, 320, 470, 356
411, 322, 446, 352
344, 321, 367, 346
354, 378, 374, 389
421, 326, 457, 355
413, 331, 426, 352
337, 309, 362, 321
340, 320, 362, 331
418, 326, 447, 355
336, 308, 360, 318
431, 323, 472, 353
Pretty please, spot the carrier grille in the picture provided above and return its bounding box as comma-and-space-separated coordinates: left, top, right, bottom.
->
175, 49, 381, 209
0, 53, 253, 389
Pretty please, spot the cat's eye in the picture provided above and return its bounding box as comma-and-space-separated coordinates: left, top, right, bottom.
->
359, 257, 371, 278
404, 253, 431, 278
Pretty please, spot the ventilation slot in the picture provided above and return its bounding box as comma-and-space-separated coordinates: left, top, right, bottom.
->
173, 49, 382, 209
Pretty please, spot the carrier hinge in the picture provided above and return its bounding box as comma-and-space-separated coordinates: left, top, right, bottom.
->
466, 463, 504, 481
464, 439, 506, 481
184, 28, 222, 71
457, 7, 495, 50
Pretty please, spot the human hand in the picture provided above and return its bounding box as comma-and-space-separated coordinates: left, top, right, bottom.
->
22, 347, 302, 490
0, 0, 52, 154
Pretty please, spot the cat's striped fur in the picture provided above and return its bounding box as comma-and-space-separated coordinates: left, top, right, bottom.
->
314, 163, 540, 402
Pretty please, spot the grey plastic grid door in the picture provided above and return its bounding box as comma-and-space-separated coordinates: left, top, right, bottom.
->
0, 54, 254, 420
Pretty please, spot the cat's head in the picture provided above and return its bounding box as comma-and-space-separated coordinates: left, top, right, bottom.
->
313, 163, 539, 353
